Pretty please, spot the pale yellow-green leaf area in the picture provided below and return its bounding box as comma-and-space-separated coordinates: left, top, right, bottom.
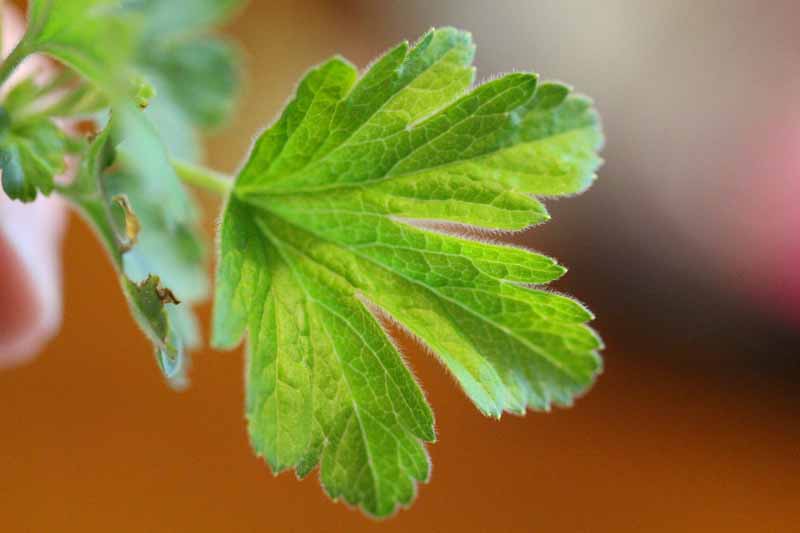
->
213, 28, 603, 517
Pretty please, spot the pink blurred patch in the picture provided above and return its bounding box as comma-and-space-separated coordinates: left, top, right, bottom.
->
0, 6, 68, 365
734, 112, 800, 324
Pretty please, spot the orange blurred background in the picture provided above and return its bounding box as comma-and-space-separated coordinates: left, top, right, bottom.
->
2, 1, 800, 531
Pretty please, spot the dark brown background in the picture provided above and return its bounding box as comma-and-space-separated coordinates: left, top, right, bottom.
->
2, 1, 800, 531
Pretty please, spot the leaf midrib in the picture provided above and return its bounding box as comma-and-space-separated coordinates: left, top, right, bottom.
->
235, 124, 596, 198
238, 42, 476, 194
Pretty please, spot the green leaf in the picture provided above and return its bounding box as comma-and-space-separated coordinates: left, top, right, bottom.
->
141, 38, 240, 129
124, 0, 243, 39
0, 3, 130, 202
62, 108, 206, 387
5, 1, 222, 380
213, 28, 604, 516
0, 106, 67, 202
126, 0, 243, 159
24, 0, 137, 92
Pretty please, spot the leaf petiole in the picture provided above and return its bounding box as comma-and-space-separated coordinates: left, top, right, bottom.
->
172, 159, 232, 196
32, 69, 78, 99
0, 40, 29, 88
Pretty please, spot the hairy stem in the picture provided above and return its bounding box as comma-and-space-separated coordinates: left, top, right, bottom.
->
172, 159, 232, 196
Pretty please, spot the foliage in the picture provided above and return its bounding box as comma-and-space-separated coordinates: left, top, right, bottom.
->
0, 1, 603, 518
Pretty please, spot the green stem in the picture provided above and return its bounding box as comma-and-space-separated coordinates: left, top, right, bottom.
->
34, 69, 78, 99
0, 40, 29, 88
172, 159, 232, 196
18, 84, 91, 122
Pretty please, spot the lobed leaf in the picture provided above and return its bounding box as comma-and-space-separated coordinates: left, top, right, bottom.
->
214, 27, 604, 516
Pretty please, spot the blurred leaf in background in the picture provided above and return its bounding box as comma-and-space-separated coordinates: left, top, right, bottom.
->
125, 0, 243, 160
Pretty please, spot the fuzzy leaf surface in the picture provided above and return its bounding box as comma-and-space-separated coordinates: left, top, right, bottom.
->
213, 28, 604, 517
